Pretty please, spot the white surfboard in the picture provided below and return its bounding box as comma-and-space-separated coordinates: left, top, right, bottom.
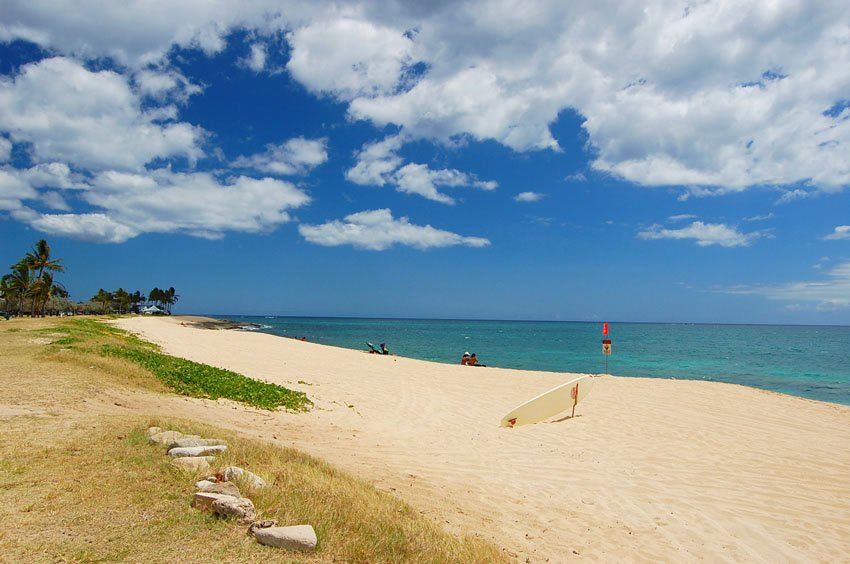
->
500, 375, 594, 427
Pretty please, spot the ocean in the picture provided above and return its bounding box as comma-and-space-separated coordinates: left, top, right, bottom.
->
213, 316, 850, 406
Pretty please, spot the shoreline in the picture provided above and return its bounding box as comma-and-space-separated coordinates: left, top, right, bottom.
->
179, 315, 849, 408
117, 316, 850, 562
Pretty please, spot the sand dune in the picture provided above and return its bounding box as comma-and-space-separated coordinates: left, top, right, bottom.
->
114, 316, 850, 562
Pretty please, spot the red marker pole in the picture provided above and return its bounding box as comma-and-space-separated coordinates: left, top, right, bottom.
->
602, 323, 611, 375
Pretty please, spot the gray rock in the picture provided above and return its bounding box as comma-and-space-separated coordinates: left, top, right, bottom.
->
211, 496, 256, 523
167, 437, 227, 450
200, 481, 241, 498
223, 466, 267, 490
147, 426, 162, 437
253, 525, 317, 552
195, 479, 217, 489
150, 431, 201, 446
193, 491, 237, 512
171, 456, 216, 472
168, 445, 227, 458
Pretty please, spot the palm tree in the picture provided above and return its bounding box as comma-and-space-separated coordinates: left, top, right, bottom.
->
149, 287, 162, 309
23, 240, 64, 317
163, 287, 179, 314
130, 290, 144, 313
4, 263, 34, 316
92, 289, 113, 314
114, 288, 130, 314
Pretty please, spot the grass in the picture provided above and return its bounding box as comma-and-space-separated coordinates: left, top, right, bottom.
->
0, 416, 506, 563
46, 318, 311, 411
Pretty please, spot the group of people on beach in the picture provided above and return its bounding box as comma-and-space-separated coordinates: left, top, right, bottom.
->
366, 342, 486, 366
460, 352, 484, 366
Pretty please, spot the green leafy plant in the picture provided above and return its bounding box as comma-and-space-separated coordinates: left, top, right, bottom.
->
101, 345, 311, 411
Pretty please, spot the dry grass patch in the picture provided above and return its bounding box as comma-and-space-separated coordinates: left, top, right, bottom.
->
0, 416, 508, 563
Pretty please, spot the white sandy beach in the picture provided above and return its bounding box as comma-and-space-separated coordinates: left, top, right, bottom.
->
112, 316, 850, 562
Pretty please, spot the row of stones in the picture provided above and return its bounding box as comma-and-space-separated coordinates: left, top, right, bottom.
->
148, 426, 317, 552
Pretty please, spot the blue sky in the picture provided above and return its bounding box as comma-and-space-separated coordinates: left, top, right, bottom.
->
1, 1, 849, 324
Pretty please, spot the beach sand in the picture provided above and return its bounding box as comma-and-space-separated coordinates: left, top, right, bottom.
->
112, 316, 850, 562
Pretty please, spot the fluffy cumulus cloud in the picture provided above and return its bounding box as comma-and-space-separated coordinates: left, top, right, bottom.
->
345, 135, 497, 204
234, 137, 328, 176
0, 1, 326, 66
823, 225, 850, 240
4, 1, 849, 197
638, 221, 769, 247
20, 170, 310, 243
0, 168, 38, 210
0, 57, 204, 170
299, 208, 490, 250
723, 261, 850, 311
286, 17, 417, 100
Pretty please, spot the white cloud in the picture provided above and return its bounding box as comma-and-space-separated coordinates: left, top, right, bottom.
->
515, 191, 544, 202
345, 134, 497, 203
28, 212, 137, 243
668, 214, 697, 222
638, 221, 768, 247
19, 162, 84, 189
244, 43, 268, 72
564, 172, 587, 182
234, 137, 328, 176
823, 225, 850, 240
299, 208, 490, 250
744, 212, 775, 222
0, 137, 11, 161
0, 168, 38, 210
775, 189, 814, 205
0, 57, 204, 171
22, 169, 310, 243
4, 2, 850, 197
287, 18, 416, 100
722, 261, 850, 311
345, 134, 406, 186
0, 2, 327, 66
394, 163, 496, 204
134, 68, 202, 103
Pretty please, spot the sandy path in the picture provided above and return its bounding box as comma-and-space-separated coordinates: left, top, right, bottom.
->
112, 317, 850, 563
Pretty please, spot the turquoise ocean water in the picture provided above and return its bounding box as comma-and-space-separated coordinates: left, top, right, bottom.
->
214, 316, 850, 406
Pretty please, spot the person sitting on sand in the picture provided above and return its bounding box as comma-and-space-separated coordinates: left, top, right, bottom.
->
380, 343, 390, 355
467, 353, 486, 367
460, 352, 470, 365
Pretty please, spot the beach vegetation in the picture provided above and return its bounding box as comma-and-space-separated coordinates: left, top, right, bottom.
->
1, 238, 182, 316
1, 318, 507, 563
42, 317, 312, 411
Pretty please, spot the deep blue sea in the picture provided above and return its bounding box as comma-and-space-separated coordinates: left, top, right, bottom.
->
213, 316, 850, 406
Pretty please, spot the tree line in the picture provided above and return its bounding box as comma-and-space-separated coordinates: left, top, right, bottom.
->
1, 239, 179, 317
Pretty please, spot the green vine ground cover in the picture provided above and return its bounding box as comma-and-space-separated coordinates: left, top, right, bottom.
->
50, 318, 312, 411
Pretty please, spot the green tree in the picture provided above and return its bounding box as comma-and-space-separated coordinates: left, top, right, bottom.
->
113, 288, 131, 314
3, 263, 34, 316
130, 290, 144, 312
92, 289, 113, 314
163, 287, 179, 314
148, 287, 162, 308
22, 240, 65, 317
